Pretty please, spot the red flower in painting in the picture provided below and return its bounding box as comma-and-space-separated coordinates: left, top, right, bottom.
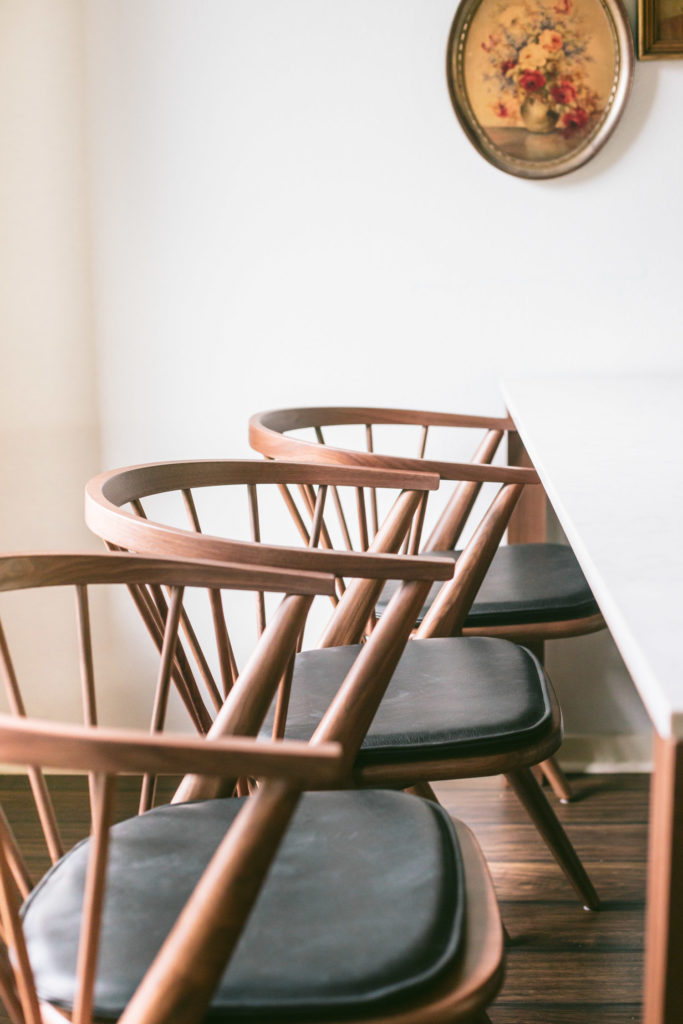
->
562, 107, 589, 130
501, 58, 517, 75
494, 101, 510, 117
551, 80, 578, 104
554, 0, 572, 12
519, 70, 546, 92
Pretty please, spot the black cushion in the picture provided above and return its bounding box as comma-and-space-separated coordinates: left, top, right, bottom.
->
264, 636, 553, 766
22, 790, 465, 1020
376, 543, 599, 627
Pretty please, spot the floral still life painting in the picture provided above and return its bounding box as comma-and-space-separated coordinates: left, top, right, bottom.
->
447, 0, 633, 178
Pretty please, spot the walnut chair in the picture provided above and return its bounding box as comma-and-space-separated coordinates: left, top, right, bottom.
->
84, 459, 599, 910
0, 551, 504, 1024
248, 406, 607, 802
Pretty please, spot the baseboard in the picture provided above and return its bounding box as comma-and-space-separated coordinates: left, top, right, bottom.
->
557, 732, 653, 773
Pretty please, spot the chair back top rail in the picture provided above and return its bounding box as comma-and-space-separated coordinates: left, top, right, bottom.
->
251, 406, 515, 432
90, 458, 442, 504
85, 463, 454, 581
248, 407, 539, 564
249, 410, 536, 484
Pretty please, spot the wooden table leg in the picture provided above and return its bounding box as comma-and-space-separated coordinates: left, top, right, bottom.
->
507, 429, 574, 801
644, 732, 683, 1023
507, 430, 546, 544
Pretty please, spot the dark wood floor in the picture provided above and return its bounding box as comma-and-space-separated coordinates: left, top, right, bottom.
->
435, 774, 648, 1024
0, 772, 649, 1024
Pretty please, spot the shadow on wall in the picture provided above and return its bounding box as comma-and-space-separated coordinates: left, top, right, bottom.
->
544, 504, 652, 756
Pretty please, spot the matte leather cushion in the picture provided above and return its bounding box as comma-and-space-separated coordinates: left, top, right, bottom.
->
376, 543, 599, 627
263, 637, 553, 766
22, 791, 465, 1020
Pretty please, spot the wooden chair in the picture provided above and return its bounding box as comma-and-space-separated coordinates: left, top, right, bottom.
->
248, 406, 607, 802
84, 460, 599, 910
0, 551, 504, 1024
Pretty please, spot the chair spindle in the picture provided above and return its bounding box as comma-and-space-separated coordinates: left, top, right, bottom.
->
72, 773, 117, 1024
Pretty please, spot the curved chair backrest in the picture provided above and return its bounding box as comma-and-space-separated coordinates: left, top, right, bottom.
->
85, 460, 451, 651
85, 458, 534, 649
248, 407, 538, 554
248, 406, 514, 476
85, 459, 443, 570
0, 551, 448, 1023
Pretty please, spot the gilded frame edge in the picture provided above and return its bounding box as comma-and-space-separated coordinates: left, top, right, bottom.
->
446, 0, 635, 179
638, 0, 683, 58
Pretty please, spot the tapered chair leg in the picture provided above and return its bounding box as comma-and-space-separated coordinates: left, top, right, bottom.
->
524, 640, 574, 803
405, 780, 440, 803
540, 756, 573, 803
506, 767, 599, 910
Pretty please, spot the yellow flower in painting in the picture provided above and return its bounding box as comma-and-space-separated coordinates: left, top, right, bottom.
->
539, 28, 563, 50
499, 4, 527, 27
518, 42, 548, 67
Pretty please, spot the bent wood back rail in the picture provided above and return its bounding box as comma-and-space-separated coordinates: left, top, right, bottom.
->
84, 458, 598, 911
85, 460, 449, 652
0, 551, 507, 1024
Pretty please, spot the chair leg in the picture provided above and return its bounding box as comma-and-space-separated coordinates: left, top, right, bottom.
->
540, 755, 573, 803
506, 766, 599, 911
405, 780, 440, 803
523, 640, 575, 803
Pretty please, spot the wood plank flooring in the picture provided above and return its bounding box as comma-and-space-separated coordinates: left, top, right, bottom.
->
435, 774, 648, 1024
0, 772, 649, 1023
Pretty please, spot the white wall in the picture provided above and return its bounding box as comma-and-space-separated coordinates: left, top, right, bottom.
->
0, 0, 98, 552
0, 0, 102, 724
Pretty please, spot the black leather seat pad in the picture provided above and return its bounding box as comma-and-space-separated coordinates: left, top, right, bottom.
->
264, 637, 553, 765
22, 791, 465, 1020
377, 543, 599, 627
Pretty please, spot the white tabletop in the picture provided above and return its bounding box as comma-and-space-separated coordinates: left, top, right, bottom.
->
501, 374, 683, 740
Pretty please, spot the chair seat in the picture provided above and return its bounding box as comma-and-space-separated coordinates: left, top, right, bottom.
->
22, 791, 465, 1020
265, 637, 553, 766
377, 543, 599, 627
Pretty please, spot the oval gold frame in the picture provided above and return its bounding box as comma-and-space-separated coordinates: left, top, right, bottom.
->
446, 0, 634, 179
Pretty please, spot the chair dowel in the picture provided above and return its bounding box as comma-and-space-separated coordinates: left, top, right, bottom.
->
72, 774, 116, 1024
365, 425, 380, 537
0, 829, 43, 1024
540, 757, 574, 803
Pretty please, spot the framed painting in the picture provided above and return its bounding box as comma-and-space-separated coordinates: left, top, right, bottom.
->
446, 0, 634, 178
639, 0, 683, 57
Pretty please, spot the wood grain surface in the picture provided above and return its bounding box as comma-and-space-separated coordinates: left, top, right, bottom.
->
435, 774, 647, 1024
